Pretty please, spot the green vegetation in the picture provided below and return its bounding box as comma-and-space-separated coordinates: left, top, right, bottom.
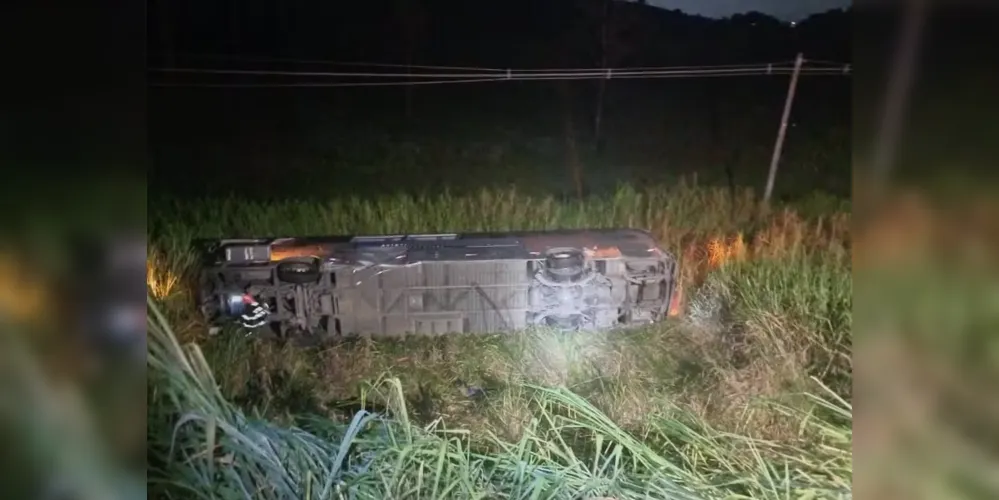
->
148, 182, 851, 498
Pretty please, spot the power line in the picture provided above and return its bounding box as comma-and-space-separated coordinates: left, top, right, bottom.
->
155, 52, 849, 73
475, 60, 807, 73
520, 68, 844, 80
150, 64, 793, 79
149, 62, 849, 84
152, 53, 848, 73
156, 52, 510, 73
797, 58, 851, 66
150, 77, 508, 88
149, 66, 848, 88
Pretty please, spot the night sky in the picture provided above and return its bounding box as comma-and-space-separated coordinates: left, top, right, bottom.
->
649, 0, 851, 22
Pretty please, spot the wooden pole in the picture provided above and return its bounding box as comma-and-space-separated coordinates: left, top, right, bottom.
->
763, 52, 804, 204
869, 0, 927, 194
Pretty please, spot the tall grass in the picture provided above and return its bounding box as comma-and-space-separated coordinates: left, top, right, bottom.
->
149, 183, 848, 303
147, 182, 852, 498
151, 183, 786, 250
148, 297, 851, 499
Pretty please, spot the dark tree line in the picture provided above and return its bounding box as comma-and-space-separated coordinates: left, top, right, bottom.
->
148, 0, 851, 69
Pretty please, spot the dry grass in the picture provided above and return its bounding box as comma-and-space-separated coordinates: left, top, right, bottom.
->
146, 246, 182, 300
0, 250, 49, 324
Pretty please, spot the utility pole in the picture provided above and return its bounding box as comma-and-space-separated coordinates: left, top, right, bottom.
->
869, 0, 928, 195
763, 52, 804, 204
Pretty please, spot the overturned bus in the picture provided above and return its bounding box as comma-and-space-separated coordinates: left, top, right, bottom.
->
197, 228, 680, 340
